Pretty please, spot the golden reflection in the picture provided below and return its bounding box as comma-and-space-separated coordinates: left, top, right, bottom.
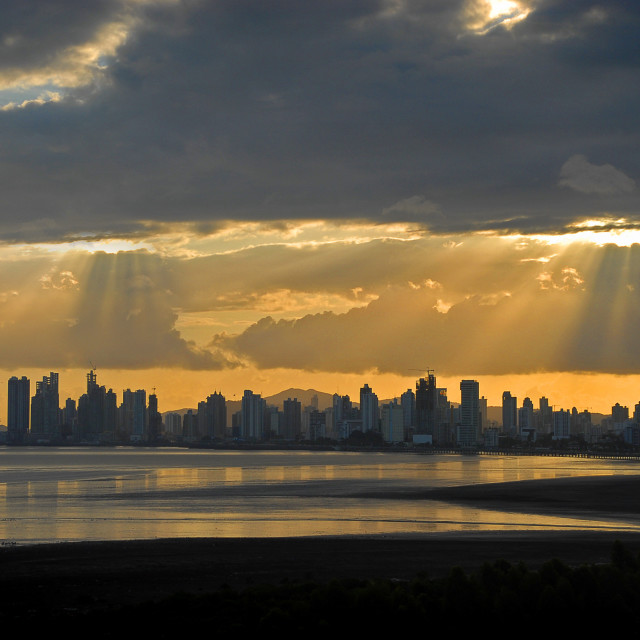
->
225, 467, 243, 484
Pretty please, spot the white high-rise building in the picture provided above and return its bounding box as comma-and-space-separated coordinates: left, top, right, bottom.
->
241, 390, 266, 439
381, 401, 404, 443
360, 384, 379, 432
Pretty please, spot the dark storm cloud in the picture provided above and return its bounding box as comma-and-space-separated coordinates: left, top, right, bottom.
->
0, 0, 120, 71
1, 0, 639, 241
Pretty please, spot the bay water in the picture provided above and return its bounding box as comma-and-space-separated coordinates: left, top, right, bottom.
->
1, 448, 639, 544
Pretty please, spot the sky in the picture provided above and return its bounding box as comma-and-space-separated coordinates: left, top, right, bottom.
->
1, 0, 640, 417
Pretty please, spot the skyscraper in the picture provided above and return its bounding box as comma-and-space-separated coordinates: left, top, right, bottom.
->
401, 388, 416, 432
148, 393, 162, 442
132, 389, 147, 441
415, 374, 437, 436
458, 380, 480, 446
502, 391, 517, 435
241, 390, 266, 439
205, 391, 226, 440
30, 372, 60, 438
7, 376, 30, 444
283, 397, 302, 440
360, 384, 379, 432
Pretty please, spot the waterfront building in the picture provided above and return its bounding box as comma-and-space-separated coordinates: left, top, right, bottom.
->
539, 396, 552, 434
502, 391, 517, 435
458, 380, 480, 446
479, 396, 488, 432
148, 393, 162, 441
119, 389, 135, 440
415, 375, 437, 436
132, 389, 147, 441
241, 390, 266, 439
7, 376, 30, 444
400, 388, 416, 432
205, 391, 226, 440
612, 403, 629, 428
333, 394, 355, 439
164, 412, 182, 437
283, 398, 302, 440
360, 384, 379, 432
30, 372, 60, 438
308, 410, 326, 441
78, 370, 108, 441
182, 409, 198, 440
553, 409, 571, 439
435, 388, 452, 445
103, 388, 118, 441
519, 397, 535, 441
381, 400, 404, 443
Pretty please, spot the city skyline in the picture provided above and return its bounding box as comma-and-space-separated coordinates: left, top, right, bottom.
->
1, 368, 640, 426
7, 367, 638, 447
1, 1, 640, 415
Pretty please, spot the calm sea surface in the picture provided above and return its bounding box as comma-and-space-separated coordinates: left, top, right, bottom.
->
1, 448, 639, 544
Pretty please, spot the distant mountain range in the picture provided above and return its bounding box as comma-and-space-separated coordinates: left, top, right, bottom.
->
163, 388, 336, 420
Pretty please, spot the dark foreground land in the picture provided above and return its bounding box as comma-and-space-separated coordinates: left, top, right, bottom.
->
3, 474, 640, 634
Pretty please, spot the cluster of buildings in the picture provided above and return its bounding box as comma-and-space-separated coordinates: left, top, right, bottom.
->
5, 370, 640, 447
7, 371, 161, 444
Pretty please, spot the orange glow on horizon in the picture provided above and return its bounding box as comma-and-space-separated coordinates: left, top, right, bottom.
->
2, 367, 639, 425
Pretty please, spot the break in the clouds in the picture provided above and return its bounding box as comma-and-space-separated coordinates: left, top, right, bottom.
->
0, 0, 640, 240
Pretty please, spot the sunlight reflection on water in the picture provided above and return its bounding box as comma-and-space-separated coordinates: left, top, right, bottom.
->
0, 448, 639, 543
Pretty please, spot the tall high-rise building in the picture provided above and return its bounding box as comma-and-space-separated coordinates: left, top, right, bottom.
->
519, 397, 534, 436
31, 372, 60, 437
104, 389, 117, 439
539, 396, 552, 434
148, 393, 162, 442
612, 403, 629, 425
479, 396, 488, 432
283, 398, 302, 440
119, 389, 135, 440
415, 375, 437, 436
241, 390, 266, 439
332, 394, 354, 439
381, 400, 404, 443
78, 370, 107, 440
132, 389, 147, 440
436, 388, 452, 445
205, 392, 226, 440
400, 388, 416, 432
553, 409, 571, 439
502, 391, 517, 435
360, 384, 379, 432
458, 380, 480, 446
308, 410, 326, 441
7, 376, 30, 444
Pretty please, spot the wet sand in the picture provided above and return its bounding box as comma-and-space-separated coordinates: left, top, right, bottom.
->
2, 474, 640, 613
422, 473, 640, 517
